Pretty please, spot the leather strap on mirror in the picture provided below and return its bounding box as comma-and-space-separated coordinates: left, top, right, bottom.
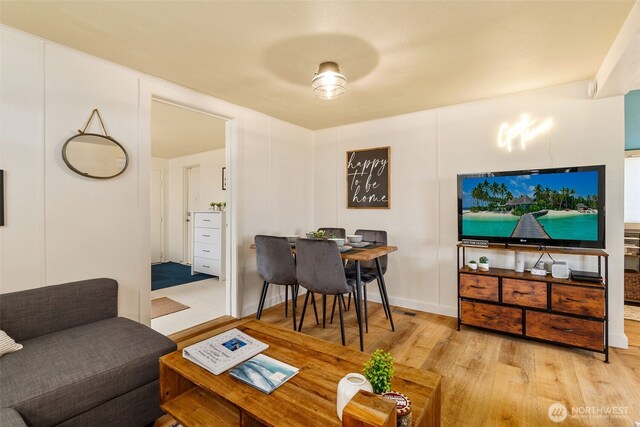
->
78, 108, 109, 136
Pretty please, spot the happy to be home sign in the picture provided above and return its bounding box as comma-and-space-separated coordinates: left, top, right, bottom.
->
346, 146, 390, 209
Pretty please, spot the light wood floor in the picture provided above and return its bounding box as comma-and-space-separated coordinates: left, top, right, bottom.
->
160, 297, 640, 426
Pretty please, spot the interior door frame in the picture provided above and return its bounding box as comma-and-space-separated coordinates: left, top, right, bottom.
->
150, 167, 165, 264
139, 81, 239, 323
183, 164, 201, 264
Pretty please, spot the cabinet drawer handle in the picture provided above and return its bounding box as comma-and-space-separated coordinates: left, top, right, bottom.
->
566, 298, 586, 303
203, 219, 211, 221
203, 234, 211, 237
513, 291, 532, 295
552, 326, 574, 333
203, 265, 210, 268
470, 285, 485, 289
482, 314, 500, 319
202, 250, 210, 253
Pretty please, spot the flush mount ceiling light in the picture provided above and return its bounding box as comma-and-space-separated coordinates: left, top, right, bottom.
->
312, 62, 347, 100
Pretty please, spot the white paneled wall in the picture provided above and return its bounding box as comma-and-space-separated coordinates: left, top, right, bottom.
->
314, 82, 627, 347
0, 26, 314, 322
0, 29, 45, 289
0, 26, 628, 347
314, 111, 443, 312
43, 43, 142, 320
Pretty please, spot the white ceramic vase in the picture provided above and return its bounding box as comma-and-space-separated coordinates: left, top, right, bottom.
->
336, 373, 373, 420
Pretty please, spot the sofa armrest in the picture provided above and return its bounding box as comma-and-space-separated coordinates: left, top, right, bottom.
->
0, 408, 27, 427
0, 278, 118, 341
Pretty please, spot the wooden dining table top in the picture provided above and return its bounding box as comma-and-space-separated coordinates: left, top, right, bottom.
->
249, 242, 398, 262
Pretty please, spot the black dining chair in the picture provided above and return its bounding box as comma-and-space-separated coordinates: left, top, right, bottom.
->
254, 235, 300, 330
295, 238, 363, 348
315, 227, 348, 324
342, 229, 394, 332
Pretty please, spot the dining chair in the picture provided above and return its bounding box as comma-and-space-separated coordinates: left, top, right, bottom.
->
343, 229, 395, 332
295, 238, 362, 347
254, 235, 300, 330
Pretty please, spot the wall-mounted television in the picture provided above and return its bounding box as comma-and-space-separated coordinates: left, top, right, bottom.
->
457, 165, 605, 249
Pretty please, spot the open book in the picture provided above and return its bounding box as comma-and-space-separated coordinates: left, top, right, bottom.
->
182, 328, 268, 375
229, 353, 299, 394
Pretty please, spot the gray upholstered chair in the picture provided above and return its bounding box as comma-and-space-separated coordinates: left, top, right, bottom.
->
255, 235, 300, 330
343, 229, 395, 332
318, 227, 346, 239
295, 238, 362, 347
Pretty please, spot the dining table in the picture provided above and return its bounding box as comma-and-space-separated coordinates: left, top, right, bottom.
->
250, 239, 398, 351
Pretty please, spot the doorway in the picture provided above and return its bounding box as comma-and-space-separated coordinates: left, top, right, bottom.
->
184, 165, 201, 264
151, 168, 165, 264
149, 98, 229, 336
624, 152, 640, 332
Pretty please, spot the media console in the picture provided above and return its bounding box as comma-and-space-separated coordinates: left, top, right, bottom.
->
457, 243, 609, 362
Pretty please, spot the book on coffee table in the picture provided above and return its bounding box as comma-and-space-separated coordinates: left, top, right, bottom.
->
229, 353, 299, 394
182, 328, 268, 375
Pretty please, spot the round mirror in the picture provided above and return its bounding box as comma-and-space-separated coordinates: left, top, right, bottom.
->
62, 133, 129, 179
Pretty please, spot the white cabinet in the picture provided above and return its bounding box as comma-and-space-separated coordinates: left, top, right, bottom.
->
192, 211, 225, 279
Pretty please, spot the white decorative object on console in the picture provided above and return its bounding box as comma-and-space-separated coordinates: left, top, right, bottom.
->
192, 211, 225, 279
552, 261, 570, 279
336, 373, 373, 420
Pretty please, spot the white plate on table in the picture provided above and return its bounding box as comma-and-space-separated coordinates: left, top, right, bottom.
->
339, 245, 353, 253
350, 242, 371, 248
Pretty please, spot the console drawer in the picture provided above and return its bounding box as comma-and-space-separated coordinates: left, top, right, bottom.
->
460, 274, 499, 302
194, 228, 220, 244
195, 242, 219, 259
461, 301, 522, 334
551, 284, 604, 319
194, 212, 221, 229
193, 257, 220, 276
502, 279, 547, 309
525, 311, 604, 351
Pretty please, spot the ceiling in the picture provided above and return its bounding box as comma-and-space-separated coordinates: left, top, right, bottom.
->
0, 1, 635, 130
151, 100, 226, 159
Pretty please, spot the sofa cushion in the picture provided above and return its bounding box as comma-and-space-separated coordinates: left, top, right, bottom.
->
0, 407, 27, 427
0, 317, 176, 426
0, 278, 118, 342
0, 330, 22, 357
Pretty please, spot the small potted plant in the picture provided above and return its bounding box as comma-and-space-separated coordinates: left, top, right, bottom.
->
310, 230, 326, 239
362, 349, 395, 394
478, 256, 490, 272
209, 202, 218, 211
468, 260, 478, 270
220, 202, 226, 212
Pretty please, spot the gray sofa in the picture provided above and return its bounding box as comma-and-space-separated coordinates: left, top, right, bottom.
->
0, 278, 176, 426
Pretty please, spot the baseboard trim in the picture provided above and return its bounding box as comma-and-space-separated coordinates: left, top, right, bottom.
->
242, 287, 307, 317
609, 333, 628, 349
363, 291, 458, 318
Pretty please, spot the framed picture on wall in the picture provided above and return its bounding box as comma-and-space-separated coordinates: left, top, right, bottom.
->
346, 146, 390, 209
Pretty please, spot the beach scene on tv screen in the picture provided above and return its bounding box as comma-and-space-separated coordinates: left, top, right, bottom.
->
461, 171, 599, 241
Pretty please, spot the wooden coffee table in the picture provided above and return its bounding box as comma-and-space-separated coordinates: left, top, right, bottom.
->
160, 318, 441, 427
